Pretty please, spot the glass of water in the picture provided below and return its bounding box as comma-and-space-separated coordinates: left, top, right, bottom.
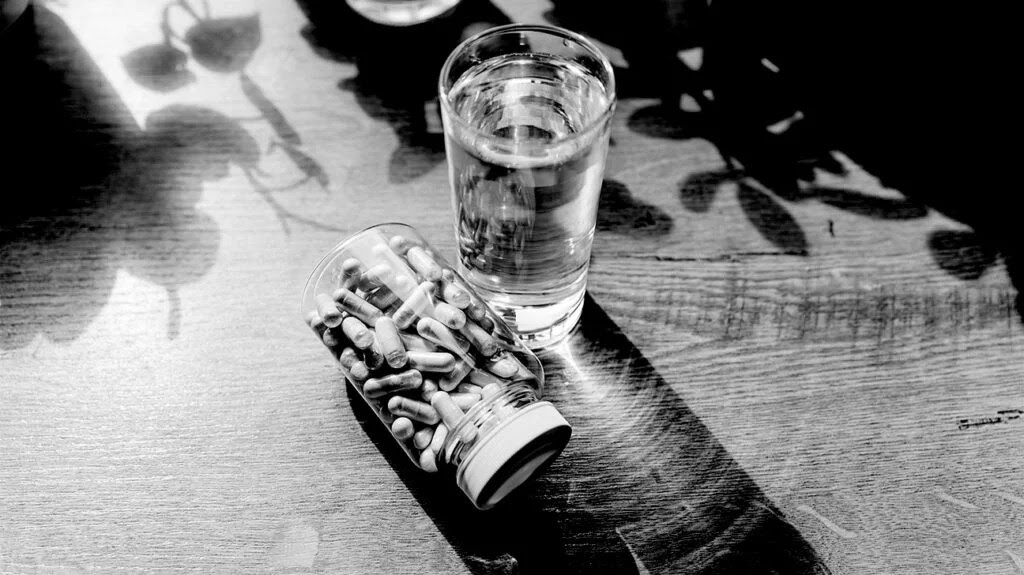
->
345, 0, 462, 26
438, 24, 616, 349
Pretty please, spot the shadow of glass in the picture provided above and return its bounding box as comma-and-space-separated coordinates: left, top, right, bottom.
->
0, 6, 233, 348
596, 178, 673, 237
345, 295, 830, 574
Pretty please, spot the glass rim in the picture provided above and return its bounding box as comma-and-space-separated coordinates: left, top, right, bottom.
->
437, 23, 617, 148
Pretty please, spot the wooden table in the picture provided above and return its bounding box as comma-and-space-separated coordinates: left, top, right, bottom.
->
2, 1, 1021, 573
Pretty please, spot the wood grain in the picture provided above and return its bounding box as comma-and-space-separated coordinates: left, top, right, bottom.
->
2, 1, 1022, 574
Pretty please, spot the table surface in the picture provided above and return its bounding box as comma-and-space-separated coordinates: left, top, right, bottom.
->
2, 2, 1022, 574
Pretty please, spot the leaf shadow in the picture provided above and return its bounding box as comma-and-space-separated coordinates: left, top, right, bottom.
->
736, 182, 809, 255
597, 178, 674, 237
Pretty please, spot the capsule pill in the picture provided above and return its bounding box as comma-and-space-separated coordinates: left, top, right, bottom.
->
431, 391, 478, 444
413, 425, 435, 450
332, 288, 383, 325
364, 285, 400, 311
430, 391, 465, 429
485, 356, 519, 379
420, 377, 440, 402
388, 235, 411, 255
406, 246, 442, 281
417, 317, 467, 356
440, 271, 471, 309
361, 339, 385, 371
480, 383, 502, 400
468, 369, 503, 386
339, 347, 360, 369
363, 369, 423, 399
347, 360, 370, 382
341, 316, 374, 349
315, 293, 343, 328
306, 311, 327, 337
374, 316, 408, 368
429, 421, 448, 453
440, 359, 474, 391
335, 343, 368, 380
391, 417, 415, 441
465, 299, 487, 322
450, 392, 482, 411
419, 446, 438, 473
339, 347, 369, 382
477, 315, 495, 333
359, 263, 393, 291
400, 332, 437, 351
393, 281, 435, 330
406, 350, 456, 373
340, 258, 364, 291
453, 332, 473, 354
433, 302, 467, 330
388, 395, 440, 425
322, 326, 346, 350
460, 321, 499, 357
455, 382, 483, 395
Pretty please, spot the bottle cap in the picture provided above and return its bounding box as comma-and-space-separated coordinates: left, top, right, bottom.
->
456, 401, 571, 510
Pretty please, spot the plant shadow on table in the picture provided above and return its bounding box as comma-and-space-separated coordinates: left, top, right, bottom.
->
0, 5, 245, 348
295, 0, 510, 184
597, 178, 674, 238
337, 75, 447, 184
122, 0, 338, 232
348, 295, 829, 575
712, 0, 1021, 319
573, 1, 1022, 319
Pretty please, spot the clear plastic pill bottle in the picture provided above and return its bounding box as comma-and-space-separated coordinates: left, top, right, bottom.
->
301, 223, 571, 509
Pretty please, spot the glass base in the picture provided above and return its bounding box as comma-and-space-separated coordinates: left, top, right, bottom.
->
482, 288, 585, 350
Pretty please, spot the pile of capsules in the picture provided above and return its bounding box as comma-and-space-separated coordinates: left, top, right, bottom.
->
305, 233, 535, 472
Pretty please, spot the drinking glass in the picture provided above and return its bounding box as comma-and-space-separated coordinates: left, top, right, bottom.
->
439, 24, 616, 348
345, 0, 462, 26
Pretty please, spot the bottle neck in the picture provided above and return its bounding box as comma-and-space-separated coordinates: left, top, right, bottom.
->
442, 381, 571, 510
440, 381, 538, 468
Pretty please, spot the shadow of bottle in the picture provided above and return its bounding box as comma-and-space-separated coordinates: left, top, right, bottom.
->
345, 294, 830, 574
